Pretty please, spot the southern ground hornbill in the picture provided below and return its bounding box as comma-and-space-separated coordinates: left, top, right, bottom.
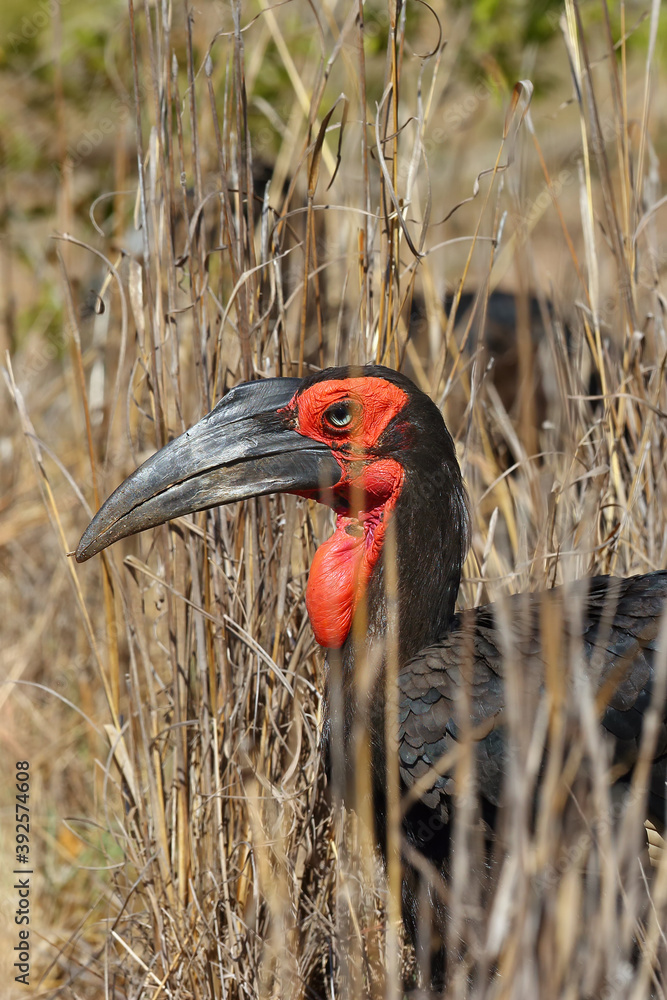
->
76, 365, 667, 974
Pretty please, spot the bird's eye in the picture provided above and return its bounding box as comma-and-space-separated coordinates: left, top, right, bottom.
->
323, 400, 359, 430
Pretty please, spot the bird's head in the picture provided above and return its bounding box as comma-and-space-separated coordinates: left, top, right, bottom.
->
77, 366, 468, 652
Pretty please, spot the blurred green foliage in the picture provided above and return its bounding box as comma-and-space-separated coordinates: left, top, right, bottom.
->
1, 0, 663, 349
437, 0, 660, 93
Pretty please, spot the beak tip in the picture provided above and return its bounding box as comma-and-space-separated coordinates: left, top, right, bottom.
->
76, 515, 115, 563
75, 531, 97, 563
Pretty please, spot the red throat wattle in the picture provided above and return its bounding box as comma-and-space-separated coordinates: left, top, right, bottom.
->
285, 377, 409, 649
305, 459, 405, 648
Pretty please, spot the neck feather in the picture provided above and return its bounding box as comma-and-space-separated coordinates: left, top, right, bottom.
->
328, 461, 468, 811
343, 462, 469, 671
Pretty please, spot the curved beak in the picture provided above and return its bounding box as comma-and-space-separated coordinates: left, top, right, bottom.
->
76, 377, 341, 562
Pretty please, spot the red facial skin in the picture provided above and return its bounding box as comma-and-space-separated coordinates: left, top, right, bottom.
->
284, 378, 408, 649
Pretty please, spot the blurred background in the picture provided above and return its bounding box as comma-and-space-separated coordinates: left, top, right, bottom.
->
1, 0, 666, 996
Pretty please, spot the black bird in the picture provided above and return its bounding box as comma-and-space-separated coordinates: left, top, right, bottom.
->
76, 366, 667, 971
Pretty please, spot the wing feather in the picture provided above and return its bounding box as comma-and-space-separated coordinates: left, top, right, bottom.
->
399, 571, 667, 817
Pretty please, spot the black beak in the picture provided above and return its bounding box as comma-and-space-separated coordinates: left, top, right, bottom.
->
76, 377, 341, 562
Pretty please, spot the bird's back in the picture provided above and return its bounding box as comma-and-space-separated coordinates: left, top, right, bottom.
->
398, 571, 667, 843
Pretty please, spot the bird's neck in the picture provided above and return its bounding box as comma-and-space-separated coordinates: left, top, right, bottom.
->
343, 466, 467, 671
323, 465, 467, 810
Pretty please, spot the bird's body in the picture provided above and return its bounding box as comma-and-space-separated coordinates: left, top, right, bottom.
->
399, 571, 667, 832
76, 365, 667, 979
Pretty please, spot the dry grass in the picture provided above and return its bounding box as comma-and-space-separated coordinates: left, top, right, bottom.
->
2, 0, 667, 997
